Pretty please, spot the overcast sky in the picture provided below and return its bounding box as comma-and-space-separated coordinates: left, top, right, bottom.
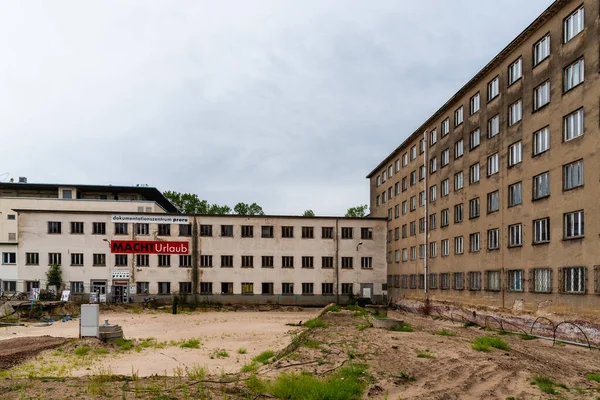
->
0, 1, 553, 215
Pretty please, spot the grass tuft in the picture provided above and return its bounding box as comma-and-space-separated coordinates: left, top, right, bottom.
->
74, 346, 90, 357
416, 350, 436, 359
91, 348, 109, 356
344, 305, 368, 317
390, 322, 414, 332
186, 364, 207, 381
324, 304, 342, 313
241, 362, 260, 373
303, 318, 327, 329
112, 338, 134, 351
179, 339, 201, 349
586, 373, 600, 383
252, 350, 274, 364
436, 329, 457, 337
398, 371, 416, 382
357, 323, 371, 331
531, 375, 563, 394
237, 347, 247, 354
300, 339, 321, 349
471, 336, 510, 352
215, 349, 229, 358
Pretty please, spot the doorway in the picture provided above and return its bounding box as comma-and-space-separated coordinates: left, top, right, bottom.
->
111, 281, 129, 303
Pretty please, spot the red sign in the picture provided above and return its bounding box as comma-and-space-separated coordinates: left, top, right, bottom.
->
110, 241, 189, 254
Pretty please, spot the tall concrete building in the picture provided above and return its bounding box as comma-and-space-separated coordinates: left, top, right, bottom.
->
368, 0, 599, 316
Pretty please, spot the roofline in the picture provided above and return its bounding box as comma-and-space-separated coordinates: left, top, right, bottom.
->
366, 0, 565, 179
11, 209, 387, 221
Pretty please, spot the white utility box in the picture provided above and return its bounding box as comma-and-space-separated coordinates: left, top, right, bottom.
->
80, 304, 100, 338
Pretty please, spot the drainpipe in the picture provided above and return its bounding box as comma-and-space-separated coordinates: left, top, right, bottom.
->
423, 130, 429, 298
192, 215, 199, 297
335, 218, 340, 305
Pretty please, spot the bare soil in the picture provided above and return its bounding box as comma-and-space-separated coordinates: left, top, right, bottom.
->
0, 336, 69, 369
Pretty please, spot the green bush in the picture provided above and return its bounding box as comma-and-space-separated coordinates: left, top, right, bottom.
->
113, 338, 134, 351
531, 375, 564, 394
324, 304, 341, 313
74, 346, 90, 357
471, 336, 509, 352
241, 362, 260, 373
237, 348, 247, 354
252, 350, 274, 364
303, 318, 327, 329
179, 339, 201, 349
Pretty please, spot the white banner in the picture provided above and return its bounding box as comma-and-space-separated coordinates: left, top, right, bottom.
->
111, 215, 189, 224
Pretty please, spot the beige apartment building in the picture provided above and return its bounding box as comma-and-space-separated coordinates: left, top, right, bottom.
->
1, 182, 387, 305
368, 0, 600, 316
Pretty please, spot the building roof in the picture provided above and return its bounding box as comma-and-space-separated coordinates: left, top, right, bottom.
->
366, 0, 565, 178
0, 182, 179, 213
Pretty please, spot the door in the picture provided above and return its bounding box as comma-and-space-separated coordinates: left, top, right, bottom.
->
360, 283, 374, 299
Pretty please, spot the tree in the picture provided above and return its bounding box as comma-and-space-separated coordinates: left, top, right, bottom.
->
345, 205, 368, 218
234, 202, 265, 216
302, 210, 315, 217
46, 264, 63, 290
163, 191, 232, 215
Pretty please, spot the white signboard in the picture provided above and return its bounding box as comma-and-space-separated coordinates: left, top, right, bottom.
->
99, 294, 107, 303
112, 270, 130, 279
89, 292, 98, 303
111, 215, 189, 224
129, 285, 136, 295
61, 290, 70, 302
30, 288, 40, 301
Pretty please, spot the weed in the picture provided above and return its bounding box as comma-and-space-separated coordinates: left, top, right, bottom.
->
471, 336, 510, 352
344, 305, 368, 317
303, 318, 327, 329
215, 349, 229, 358
324, 304, 341, 313
112, 338, 134, 351
252, 350, 274, 364
357, 323, 371, 331
416, 351, 436, 359
531, 375, 563, 395
92, 348, 110, 355
179, 339, 201, 349
240, 362, 260, 373
373, 312, 387, 319
186, 365, 207, 381
398, 371, 416, 382
301, 339, 321, 349
74, 346, 90, 357
86, 366, 114, 397
586, 373, 600, 383
520, 334, 537, 341
435, 329, 457, 337
390, 322, 414, 332
237, 348, 247, 354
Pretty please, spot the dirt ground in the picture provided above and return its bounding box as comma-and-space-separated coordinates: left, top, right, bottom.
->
2, 307, 600, 399
0, 336, 69, 369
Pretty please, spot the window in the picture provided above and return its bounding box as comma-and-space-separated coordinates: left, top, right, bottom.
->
409, 274, 417, 288
7, 214, 15, 220
419, 139, 426, 154
71, 253, 84, 266
487, 191, 499, 213
221, 225, 233, 237
341, 283, 353, 295
402, 248, 408, 262
429, 242, 437, 258
469, 163, 480, 184
341, 227, 353, 239
282, 226, 294, 238
564, 108, 584, 141
402, 201, 407, 215
430, 157, 437, 173
200, 224, 213, 237
136, 254, 150, 267
429, 129, 437, 145
469, 129, 480, 150
49, 252, 61, 265
508, 270, 523, 291
441, 239, 449, 257
361, 257, 373, 269
410, 171, 416, 185
534, 81, 550, 110
410, 196, 416, 211
221, 255, 233, 268
376, 176, 381, 187
508, 100, 522, 125
395, 159, 401, 172
533, 172, 550, 199
158, 255, 170, 267
486, 271, 501, 291
356, 227, 371, 240
341, 257, 353, 269
533, 268, 552, 293
301, 283, 314, 295
200, 255, 213, 268
454, 272, 465, 290
441, 118, 449, 136
94, 254, 107, 266
410, 247, 416, 260
62, 189, 72, 199
419, 165, 426, 180
454, 236, 464, 255
402, 177, 408, 192
508, 224, 522, 247
488, 76, 499, 101
488, 228, 500, 250
179, 282, 192, 294
115, 222, 128, 235
26, 252, 39, 265
441, 179, 449, 197
395, 182, 400, 196
470, 92, 480, 115
454, 140, 463, 159
440, 273, 450, 290
136, 223, 149, 235
71, 281, 85, 294
561, 266, 585, 293
241, 282, 254, 295
441, 149, 449, 167
180, 255, 192, 268
179, 224, 192, 237
429, 185, 437, 202
533, 127, 550, 155
441, 209, 449, 227
533, 34, 550, 66
410, 145, 417, 160
564, 6, 584, 43
48, 221, 61, 234
487, 153, 499, 176
395, 204, 400, 218
508, 57, 522, 85
509, 182, 522, 207
301, 256, 314, 269
454, 106, 463, 126
91, 222, 105, 235
402, 153, 408, 166
564, 58, 584, 91
382, 170, 387, 183
468, 272, 481, 291
389, 164, 394, 177
281, 283, 294, 295
469, 198, 480, 219
280, 256, 294, 268
419, 191, 425, 206
2, 252, 16, 265
200, 282, 213, 294
454, 204, 463, 223
394, 227, 400, 241
470, 233, 480, 252
563, 160, 584, 190
454, 172, 464, 191
410, 221, 416, 236
564, 210, 584, 239
488, 115, 500, 138
419, 217, 426, 233
533, 217, 550, 244
2, 281, 16, 292
394, 249, 400, 263
322, 227, 334, 239
241, 225, 254, 238
302, 226, 315, 239
242, 255, 254, 268
402, 224, 407, 238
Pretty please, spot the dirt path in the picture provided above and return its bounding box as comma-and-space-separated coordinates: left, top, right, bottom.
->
0, 336, 69, 369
